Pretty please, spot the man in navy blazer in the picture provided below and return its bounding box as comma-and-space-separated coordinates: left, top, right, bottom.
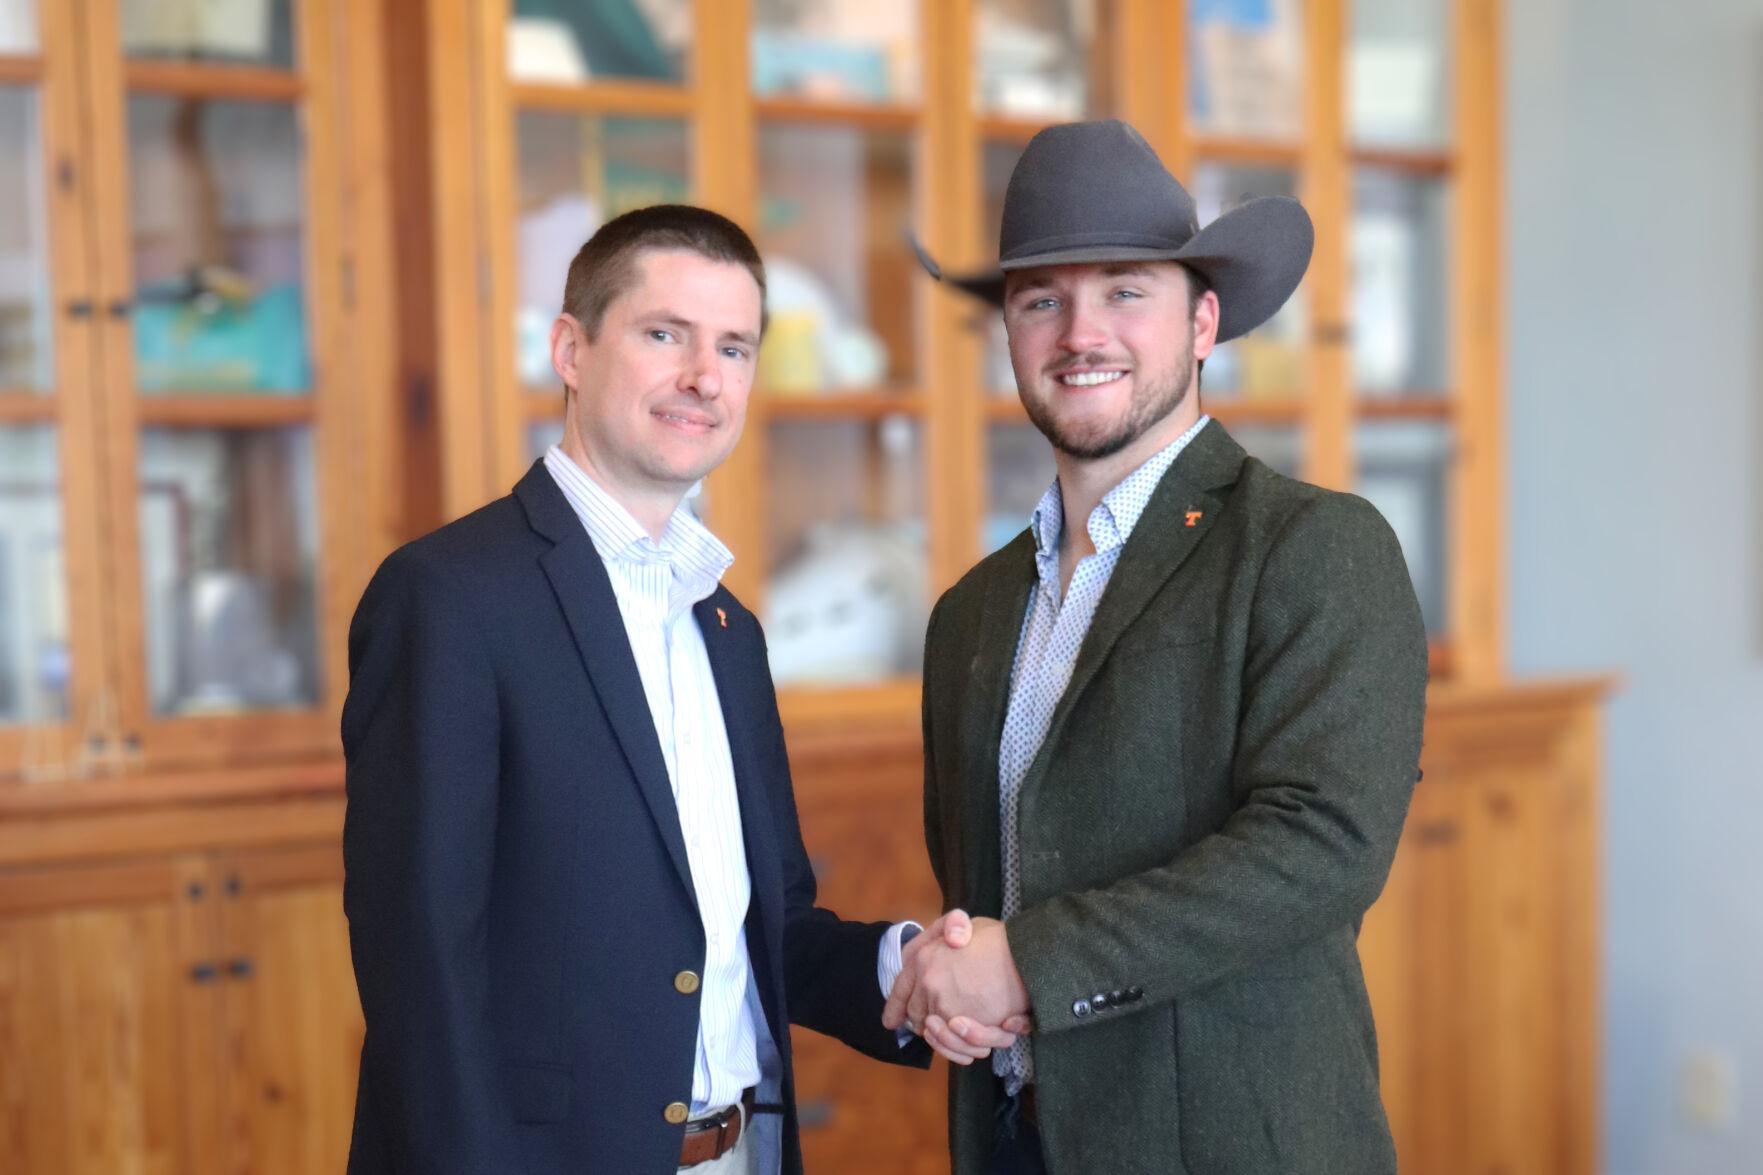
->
341, 206, 1018, 1174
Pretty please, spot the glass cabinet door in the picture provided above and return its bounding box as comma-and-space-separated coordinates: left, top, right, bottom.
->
498, 1, 698, 473
0, 0, 109, 784
752, 3, 926, 691
80, 0, 347, 767
974, 0, 1101, 553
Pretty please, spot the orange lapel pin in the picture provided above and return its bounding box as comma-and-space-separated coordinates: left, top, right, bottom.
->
1185, 510, 1203, 528
716, 607, 728, 629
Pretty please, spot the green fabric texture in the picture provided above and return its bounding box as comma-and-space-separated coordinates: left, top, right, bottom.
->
921, 420, 1428, 1174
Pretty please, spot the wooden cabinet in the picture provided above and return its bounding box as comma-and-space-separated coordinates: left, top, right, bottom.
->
0, 2, 1606, 1173
1363, 680, 1605, 1175
0, 806, 360, 1175
785, 680, 1609, 1175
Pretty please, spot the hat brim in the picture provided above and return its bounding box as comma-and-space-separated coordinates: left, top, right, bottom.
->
911, 196, 1314, 344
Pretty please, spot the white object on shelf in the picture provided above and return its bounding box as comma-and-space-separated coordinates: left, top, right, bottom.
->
508, 17, 591, 84
764, 522, 925, 685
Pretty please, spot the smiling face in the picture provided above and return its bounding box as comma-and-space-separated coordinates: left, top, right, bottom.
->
1003, 260, 1219, 464
553, 248, 763, 508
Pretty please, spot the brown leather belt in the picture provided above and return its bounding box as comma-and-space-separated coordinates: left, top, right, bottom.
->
678, 1088, 755, 1169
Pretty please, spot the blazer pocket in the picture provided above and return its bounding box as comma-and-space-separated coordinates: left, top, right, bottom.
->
503, 1059, 573, 1124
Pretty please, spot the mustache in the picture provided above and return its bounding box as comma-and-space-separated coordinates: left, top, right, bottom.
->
1046, 354, 1128, 376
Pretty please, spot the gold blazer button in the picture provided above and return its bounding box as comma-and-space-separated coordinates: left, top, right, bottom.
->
674, 970, 701, 995
664, 1102, 690, 1125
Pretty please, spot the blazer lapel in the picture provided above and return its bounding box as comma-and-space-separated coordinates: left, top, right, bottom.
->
692, 595, 784, 936
516, 463, 698, 909
1027, 422, 1248, 782
956, 531, 1037, 915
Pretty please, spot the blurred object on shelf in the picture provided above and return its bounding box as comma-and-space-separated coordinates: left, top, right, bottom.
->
133, 273, 309, 393
752, 0, 919, 103
764, 520, 926, 685
1187, 0, 1303, 139
508, 0, 690, 84
973, 0, 1095, 120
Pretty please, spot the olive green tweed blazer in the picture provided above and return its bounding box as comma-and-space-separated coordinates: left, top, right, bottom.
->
921, 419, 1428, 1174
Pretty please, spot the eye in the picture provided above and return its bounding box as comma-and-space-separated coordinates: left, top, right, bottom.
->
648, 328, 677, 343
721, 345, 751, 360
1111, 288, 1144, 301
1024, 296, 1059, 311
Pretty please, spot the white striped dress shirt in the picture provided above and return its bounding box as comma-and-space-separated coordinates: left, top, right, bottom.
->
544, 446, 760, 1114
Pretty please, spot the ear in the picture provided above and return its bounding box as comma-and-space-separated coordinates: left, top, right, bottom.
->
1190, 288, 1221, 361
550, 313, 585, 394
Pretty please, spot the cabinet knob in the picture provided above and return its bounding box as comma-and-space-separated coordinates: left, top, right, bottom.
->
190, 962, 220, 984
66, 299, 95, 319
226, 957, 254, 979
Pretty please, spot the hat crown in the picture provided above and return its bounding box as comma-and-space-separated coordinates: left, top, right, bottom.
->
999, 120, 1199, 263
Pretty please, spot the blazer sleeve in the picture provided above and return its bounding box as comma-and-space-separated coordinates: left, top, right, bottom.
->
341, 548, 525, 1170
1005, 492, 1429, 1031
750, 623, 933, 1069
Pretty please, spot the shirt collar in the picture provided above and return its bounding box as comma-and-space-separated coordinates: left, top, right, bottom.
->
543, 445, 733, 601
1028, 414, 1211, 569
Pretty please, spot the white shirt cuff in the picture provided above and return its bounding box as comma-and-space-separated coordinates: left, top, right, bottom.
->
878, 920, 922, 1048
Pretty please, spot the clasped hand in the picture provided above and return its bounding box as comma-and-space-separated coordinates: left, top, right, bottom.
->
883, 909, 1032, 1066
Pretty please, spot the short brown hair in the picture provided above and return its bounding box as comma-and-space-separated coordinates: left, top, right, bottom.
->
561, 204, 767, 340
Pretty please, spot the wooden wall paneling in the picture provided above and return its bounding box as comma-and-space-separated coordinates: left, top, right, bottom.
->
923, 0, 982, 595
75, 0, 151, 779
0, 854, 215, 1175
1449, 0, 1506, 681
1301, 0, 1351, 491
692, 0, 764, 605
335, 0, 403, 588
384, 0, 444, 543
428, 0, 497, 521
785, 739, 947, 1175
297, 0, 352, 737
476, 0, 526, 500
213, 843, 361, 1175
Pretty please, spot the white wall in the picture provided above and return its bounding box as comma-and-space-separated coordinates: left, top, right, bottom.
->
1505, 0, 1763, 1170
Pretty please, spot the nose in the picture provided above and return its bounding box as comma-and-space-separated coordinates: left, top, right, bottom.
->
1057, 303, 1108, 356
681, 338, 722, 399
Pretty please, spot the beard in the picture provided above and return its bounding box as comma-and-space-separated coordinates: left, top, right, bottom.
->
1020, 337, 1195, 461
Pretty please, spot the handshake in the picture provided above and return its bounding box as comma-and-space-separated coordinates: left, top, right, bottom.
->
882, 910, 1034, 1066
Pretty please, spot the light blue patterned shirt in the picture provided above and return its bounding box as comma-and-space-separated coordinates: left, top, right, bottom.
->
994, 415, 1211, 1092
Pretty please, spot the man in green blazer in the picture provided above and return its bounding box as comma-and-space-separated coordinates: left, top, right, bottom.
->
884, 120, 1429, 1173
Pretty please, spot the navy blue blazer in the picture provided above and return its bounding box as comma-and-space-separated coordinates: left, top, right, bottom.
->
341, 461, 928, 1174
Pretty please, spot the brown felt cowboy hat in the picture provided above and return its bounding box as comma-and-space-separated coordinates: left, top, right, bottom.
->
911, 119, 1313, 344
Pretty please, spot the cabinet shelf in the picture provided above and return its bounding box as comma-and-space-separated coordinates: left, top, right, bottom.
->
755, 96, 920, 130
510, 78, 692, 116
134, 395, 316, 428
125, 60, 303, 101
762, 391, 924, 420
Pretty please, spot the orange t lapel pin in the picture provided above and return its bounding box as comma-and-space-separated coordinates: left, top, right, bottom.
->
1185, 510, 1203, 528
716, 607, 728, 629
